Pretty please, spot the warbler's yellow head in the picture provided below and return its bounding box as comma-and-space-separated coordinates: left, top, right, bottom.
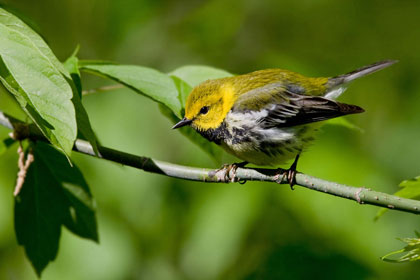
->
173, 79, 237, 131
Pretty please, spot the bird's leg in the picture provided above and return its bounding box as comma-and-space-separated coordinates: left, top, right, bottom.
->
217, 161, 248, 183
276, 153, 300, 190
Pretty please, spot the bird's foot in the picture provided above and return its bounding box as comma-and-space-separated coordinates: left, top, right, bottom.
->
274, 154, 300, 190
216, 162, 248, 183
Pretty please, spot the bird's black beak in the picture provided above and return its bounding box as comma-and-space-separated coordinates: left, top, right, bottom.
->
172, 117, 192, 129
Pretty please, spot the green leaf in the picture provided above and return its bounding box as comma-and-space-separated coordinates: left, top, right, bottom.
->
0, 8, 77, 155
15, 142, 98, 276
393, 176, 420, 199
0, 136, 15, 156
170, 75, 192, 112
63, 46, 82, 97
81, 63, 183, 117
375, 176, 420, 220
159, 104, 222, 161
63, 49, 100, 155
72, 93, 100, 155
170, 65, 233, 87
0, 8, 70, 79
79, 63, 230, 160
381, 232, 420, 263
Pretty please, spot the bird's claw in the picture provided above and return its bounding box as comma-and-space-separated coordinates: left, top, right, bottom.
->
216, 162, 247, 183
223, 164, 236, 182
274, 153, 300, 190
281, 168, 297, 190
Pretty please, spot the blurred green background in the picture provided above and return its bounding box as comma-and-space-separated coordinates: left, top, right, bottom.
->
1, 0, 420, 279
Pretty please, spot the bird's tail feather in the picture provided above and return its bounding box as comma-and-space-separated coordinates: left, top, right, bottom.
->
325, 59, 398, 99
329, 60, 398, 87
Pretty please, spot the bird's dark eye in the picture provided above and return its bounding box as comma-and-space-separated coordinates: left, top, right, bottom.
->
200, 106, 209, 115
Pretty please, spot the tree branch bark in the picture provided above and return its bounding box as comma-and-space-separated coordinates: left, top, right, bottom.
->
1, 111, 419, 215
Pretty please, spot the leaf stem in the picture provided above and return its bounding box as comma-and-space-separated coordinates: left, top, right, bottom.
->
81, 84, 124, 96
1, 111, 420, 215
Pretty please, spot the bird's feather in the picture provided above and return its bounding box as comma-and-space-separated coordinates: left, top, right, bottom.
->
324, 60, 398, 99
233, 83, 364, 128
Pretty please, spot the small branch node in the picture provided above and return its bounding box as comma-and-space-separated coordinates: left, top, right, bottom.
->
10, 123, 30, 141
355, 187, 367, 204
273, 174, 282, 184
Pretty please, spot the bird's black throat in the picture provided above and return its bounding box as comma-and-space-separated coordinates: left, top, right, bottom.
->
197, 122, 231, 145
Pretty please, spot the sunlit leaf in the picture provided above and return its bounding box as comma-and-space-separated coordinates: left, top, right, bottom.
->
15, 142, 98, 276
392, 176, 420, 199
63, 46, 82, 97
80, 62, 183, 117
381, 232, 420, 263
170, 75, 192, 110
170, 65, 233, 88
80, 62, 225, 158
0, 8, 70, 79
0, 8, 76, 155
375, 176, 420, 219
63, 49, 99, 155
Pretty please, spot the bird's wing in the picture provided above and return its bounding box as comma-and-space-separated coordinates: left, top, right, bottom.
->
232, 83, 364, 128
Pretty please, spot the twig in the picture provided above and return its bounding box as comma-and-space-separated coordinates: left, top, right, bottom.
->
82, 84, 124, 96
1, 111, 420, 215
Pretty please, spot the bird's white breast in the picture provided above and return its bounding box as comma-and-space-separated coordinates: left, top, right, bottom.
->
221, 110, 312, 165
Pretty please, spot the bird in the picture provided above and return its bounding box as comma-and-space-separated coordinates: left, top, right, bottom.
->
172, 60, 397, 187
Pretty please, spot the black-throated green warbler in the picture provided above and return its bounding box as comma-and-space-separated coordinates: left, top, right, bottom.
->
173, 60, 397, 186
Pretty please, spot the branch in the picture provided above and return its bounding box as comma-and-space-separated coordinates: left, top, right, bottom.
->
1, 111, 420, 215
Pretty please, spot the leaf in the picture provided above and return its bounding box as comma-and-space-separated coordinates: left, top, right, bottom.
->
170, 65, 233, 88
375, 176, 420, 220
0, 8, 70, 79
170, 75, 192, 110
393, 176, 420, 199
0, 8, 77, 155
63, 49, 100, 155
159, 104, 222, 162
15, 142, 98, 276
72, 93, 100, 155
80, 63, 183, 117
381, 232, 420, 263
80, 63, 229, 160
63, 46, 82, 97
0, 136, 15, 156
